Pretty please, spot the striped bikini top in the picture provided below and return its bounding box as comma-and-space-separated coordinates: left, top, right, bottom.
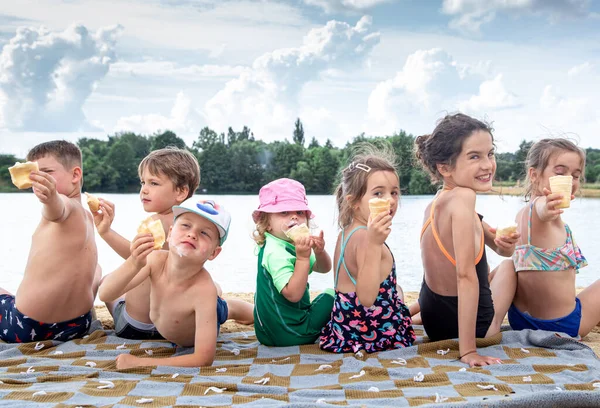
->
512, 197, 587, 273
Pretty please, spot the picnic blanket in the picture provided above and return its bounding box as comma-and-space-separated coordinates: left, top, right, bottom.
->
1, 321, 600, 407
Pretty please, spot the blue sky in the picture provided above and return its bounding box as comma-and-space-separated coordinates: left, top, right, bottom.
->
0, 0, 599, 157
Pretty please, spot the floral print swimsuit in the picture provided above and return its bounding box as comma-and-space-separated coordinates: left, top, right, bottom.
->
320, 226, 415, 353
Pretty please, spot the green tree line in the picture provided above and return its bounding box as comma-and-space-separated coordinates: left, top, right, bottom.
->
1, 121, 599, 194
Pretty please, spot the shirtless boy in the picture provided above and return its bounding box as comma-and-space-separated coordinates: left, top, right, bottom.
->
94, 147, 199, 339
99, 199, 247, 367
0, 140, 100, 343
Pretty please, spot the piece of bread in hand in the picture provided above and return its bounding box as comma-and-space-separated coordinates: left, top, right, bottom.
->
8, 161, 39, 189
285, 223, 310, 242
85, 192, 100, 213
368, 197, 391, 217
137, 217, 166, 250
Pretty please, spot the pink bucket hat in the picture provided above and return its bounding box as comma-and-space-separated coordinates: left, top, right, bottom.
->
252, 178, 314, 223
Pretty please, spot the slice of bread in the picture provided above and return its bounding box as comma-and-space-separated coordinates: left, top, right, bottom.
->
137, 217, 166, 250
8, 161, 39, 189
85, 192, 100, 213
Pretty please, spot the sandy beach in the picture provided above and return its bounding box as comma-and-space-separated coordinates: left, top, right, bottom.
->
94, 290, 600, 357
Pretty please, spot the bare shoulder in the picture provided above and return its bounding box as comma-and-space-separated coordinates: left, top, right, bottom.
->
445, 188, 476, 213
147, 250, 169, 275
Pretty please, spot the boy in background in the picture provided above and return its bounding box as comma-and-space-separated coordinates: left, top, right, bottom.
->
0, 140, 101, 342
94, 147, 199, 339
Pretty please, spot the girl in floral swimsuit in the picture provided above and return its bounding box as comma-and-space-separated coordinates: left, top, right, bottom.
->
320, 144, 415, 353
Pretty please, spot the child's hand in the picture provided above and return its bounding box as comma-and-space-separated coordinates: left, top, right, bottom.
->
93, 199, 116, 236
29, 171, 57, 204
295, 235, 312, 260
542, 187, 564, 217
116, 353, 139, 369
461, 351, 502, 368
367, 211, 392, 245
490, 227, 520, 252
130, 233, 155, 269
310, 230, 326, 255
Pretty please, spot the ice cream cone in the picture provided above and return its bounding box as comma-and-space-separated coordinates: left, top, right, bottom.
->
549, 175, 573, 209
496, 223, 518, 239
284, 223, 310, 242
368, 198, 391, 217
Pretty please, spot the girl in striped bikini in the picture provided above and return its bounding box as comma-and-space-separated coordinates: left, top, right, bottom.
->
500, 138, 600, 338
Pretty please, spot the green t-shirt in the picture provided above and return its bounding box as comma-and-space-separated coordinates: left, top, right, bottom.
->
262, 232, 316, 292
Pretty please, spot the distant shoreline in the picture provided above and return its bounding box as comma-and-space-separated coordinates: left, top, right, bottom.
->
2, 185, 600, 197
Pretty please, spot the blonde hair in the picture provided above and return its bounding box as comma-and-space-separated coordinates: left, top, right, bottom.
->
523, 138, 586, 202
334, 143, 398, 229
138, 147, 200, 199
252, 212, 270, 246
252, 211, 315, 247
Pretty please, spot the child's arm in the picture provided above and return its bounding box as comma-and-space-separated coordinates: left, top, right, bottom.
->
93, 199, 132, 259
482, 221, 520, 257
280, 236, 312, 303
451, 189, 501, 367
311, 231, 332, 273
355, 211, 392, 307
98, 233, 155, 302
30, 171, 73, 222
535, 188, 566, 222
116, 294, 218, 368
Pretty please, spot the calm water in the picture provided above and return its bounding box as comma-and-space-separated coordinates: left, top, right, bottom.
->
1, 193, 598, 298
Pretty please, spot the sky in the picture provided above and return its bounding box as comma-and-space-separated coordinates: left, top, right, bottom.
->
0, 0, 599, 157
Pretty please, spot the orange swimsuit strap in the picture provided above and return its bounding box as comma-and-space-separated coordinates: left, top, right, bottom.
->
420, 192, 484, 266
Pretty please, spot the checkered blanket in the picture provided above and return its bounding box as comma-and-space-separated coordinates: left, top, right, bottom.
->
1, 321, 600, 407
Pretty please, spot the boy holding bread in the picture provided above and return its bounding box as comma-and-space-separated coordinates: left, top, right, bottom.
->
1, 140, 101, 343
99, 199, 246, 368
94, 147, 200, 339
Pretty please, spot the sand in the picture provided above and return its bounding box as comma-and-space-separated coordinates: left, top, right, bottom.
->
94, 291, 600, 356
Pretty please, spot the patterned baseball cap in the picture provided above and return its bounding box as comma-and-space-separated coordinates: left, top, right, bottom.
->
173, 198, 231, 245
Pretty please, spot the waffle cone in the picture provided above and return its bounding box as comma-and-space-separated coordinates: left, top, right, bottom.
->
368, 198, 390, 217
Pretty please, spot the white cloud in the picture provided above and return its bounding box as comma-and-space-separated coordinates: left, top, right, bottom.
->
367, 48, 467, 133
442, 0, 592, 32
0, 23, 122, 132
110, 60, 246, 80
540, 85, 590, 121
458, 74, 519, 113
114, 91, 202, 135
303, 0, 394, 13
567, 62, 593, 77
204, 16, 380, 141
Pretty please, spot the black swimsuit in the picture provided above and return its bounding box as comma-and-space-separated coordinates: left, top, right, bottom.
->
418, 193, 494, 341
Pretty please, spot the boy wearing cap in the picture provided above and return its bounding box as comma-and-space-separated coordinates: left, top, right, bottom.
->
99, 199, 252, 368
252, 178, 334, 347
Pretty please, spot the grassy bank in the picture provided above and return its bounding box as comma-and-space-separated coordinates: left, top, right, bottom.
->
485, 184, 600, 198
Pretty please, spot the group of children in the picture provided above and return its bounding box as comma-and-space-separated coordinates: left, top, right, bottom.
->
1, 112, 599, 369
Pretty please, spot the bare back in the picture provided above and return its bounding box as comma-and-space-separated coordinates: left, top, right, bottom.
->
420, 189, 484, 296
17, 197, 98, 322
333, 224, 394, 293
